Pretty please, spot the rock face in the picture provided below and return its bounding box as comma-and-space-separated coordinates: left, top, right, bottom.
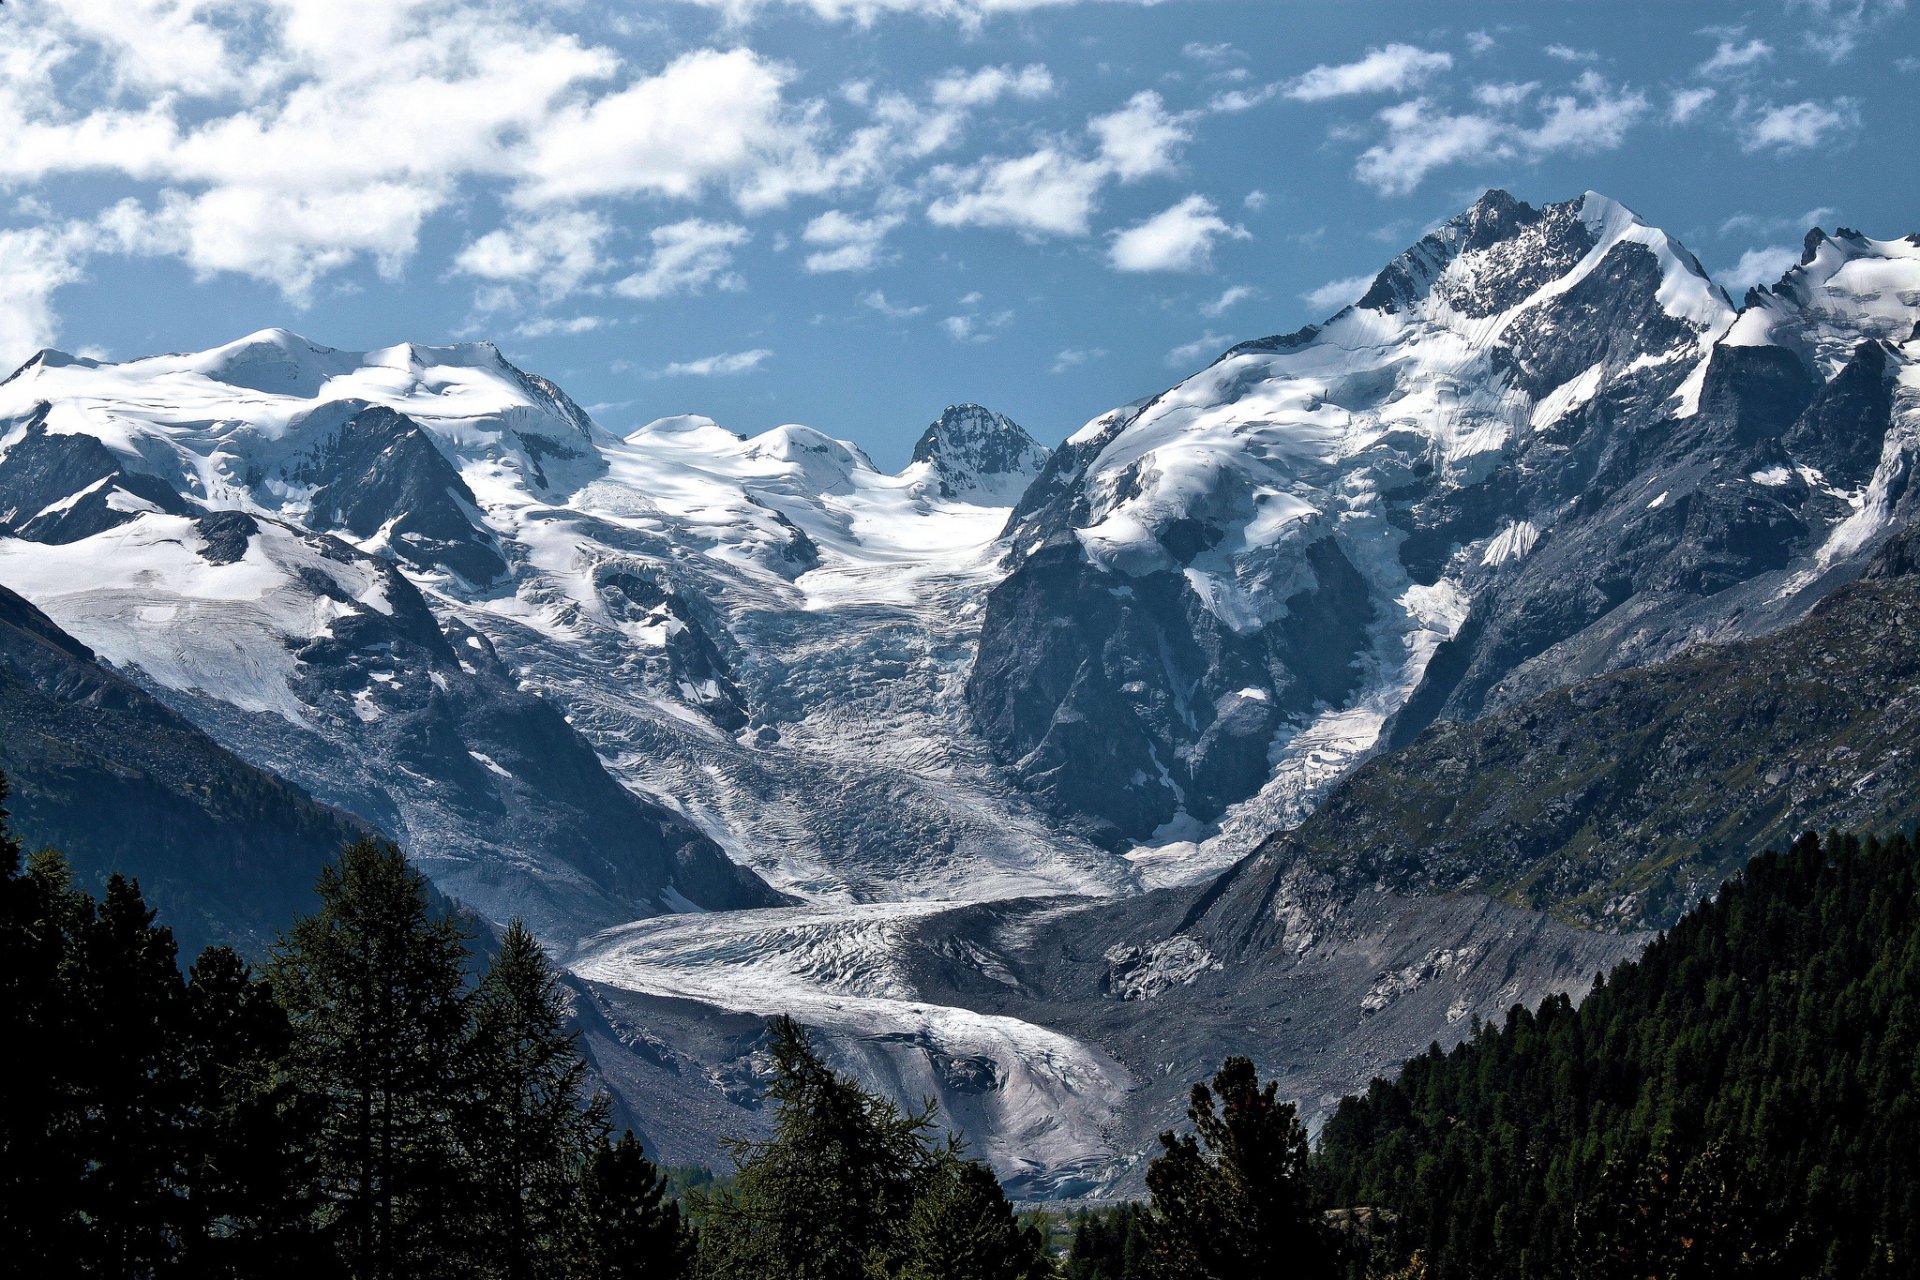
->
907, 404, 1052, 504
967, 191, 1920, 860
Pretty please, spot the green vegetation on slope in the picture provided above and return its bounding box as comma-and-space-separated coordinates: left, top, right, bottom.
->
1271, 560, 1920, 929
1312, 828, 1920, 1279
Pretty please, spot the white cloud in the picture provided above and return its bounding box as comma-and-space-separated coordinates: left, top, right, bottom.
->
1201, 284, 1257, 317
1670, 87, 1717, 124
513, 48, 832, 211
613, 220, 750, 300
515, 314, 608, 338
1355, 99, 1505, 196
941, 309, 1013, 342
666, 0, 1159, 24
650, 348, 772, 377
1285, 44, 1453, 102
1300, 272, 1375, 313
1182, 42, 1242, 64
0, 222, 94, 370
929, 63, 1055, 108
1793, 0, 1908, 62
1523, 74, 1648, 154
1243, 190, 1269, 211
1466, 30, 1497, 55
1720, 246, 1800, 292
1050, 346, 1107, 372
1473, 82, 1538, 109
1543, 44, 1598, 62
1108, 195, 1249, 273
1354, 72, 1650, 195
860, 289, 928, 319
927, 147, 1110, 236
1165, 330, 1228, 367
1742, 99, 1861, 151
1698, 38, 1773, 75
454, 211, 612, 299
801, 210, 904, 273
1090, 92, 1191, 181
1719, 206, 1837, 237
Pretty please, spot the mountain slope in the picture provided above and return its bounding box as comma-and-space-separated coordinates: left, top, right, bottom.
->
1312, 827, 1920, 1280
0, 580, 370, 956
968, 192, 1919, 873
1241, 527, 1920, 931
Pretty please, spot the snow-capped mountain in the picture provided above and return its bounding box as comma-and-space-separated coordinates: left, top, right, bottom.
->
1, 190, 1915, 1194
0, 333, 1099, 929
970, 191, 1920, 877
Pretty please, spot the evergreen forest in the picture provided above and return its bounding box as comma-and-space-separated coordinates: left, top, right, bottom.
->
4, 767, 1917, 1279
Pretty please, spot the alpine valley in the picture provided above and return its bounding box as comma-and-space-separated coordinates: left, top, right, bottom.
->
3, 190, 1917, 1196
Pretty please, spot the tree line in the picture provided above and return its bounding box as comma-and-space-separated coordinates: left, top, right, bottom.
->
7, 762, 1917, 1279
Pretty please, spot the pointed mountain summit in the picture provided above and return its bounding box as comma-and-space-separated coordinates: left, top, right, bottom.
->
908, 404, 1051, 503
968, 188, 1917, 860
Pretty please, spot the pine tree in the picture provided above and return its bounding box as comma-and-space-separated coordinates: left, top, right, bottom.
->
75, 874, 194, 1276
1144, 1056, 1331, 1280
0, 830, 95, 1269
463, 920, 605, 1279
180, 944, 330, 1278
568, 1131, 696, 1280
269, 839, 474, 1280
697, 1015, 943, 1279
890, 1154, 1049, 1280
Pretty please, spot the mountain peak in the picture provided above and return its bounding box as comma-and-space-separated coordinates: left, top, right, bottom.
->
908, 404, 1051, 504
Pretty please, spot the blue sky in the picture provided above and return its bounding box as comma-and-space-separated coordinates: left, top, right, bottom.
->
3, 0, 1916, 466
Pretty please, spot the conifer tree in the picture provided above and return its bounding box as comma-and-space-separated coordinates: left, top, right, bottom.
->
463, 920, 605, 1279
697, 1015, 942, 1279
180, 945, 330, 1278
890, 1154, 1050, 1280
568, 1131, 696, 1280
76, 874, 194, 1276
269, 839, 474, 1280
1144, 1055, 1331, 1280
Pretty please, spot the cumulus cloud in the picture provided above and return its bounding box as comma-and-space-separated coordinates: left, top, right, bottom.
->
1670, 87, 1718, 124
1201, 284, 1257, 317
929, 63, 1055, 108
927, 147, 1110, 236
1742, 99, 1861, 151
0, 223, 95, 370
1793, 0, 1908, 62
1355, 99, 1506, 196
801, 210, 904, 273
649, 348, 772, 377
927, 88, 1195, 237
1300, 272, 1375, 314
1050, 346, 1107, 372
1523, 73, 1648, 153
1543, 44, 1598, 62
1108, 195, 1249, 272
941, 309, 1013, 342
1720, 246, 1801, 292
613, 220, 751, 300
1089, 92, 1192, 181
1165, 330, 1229, 367
1698, 38, 1773, 75
666, 0, 1158, 25
860, 290, 928, 319
454, 212, 613, 300
1353, 72, 1650, 196
1285, 44, 1453, 102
